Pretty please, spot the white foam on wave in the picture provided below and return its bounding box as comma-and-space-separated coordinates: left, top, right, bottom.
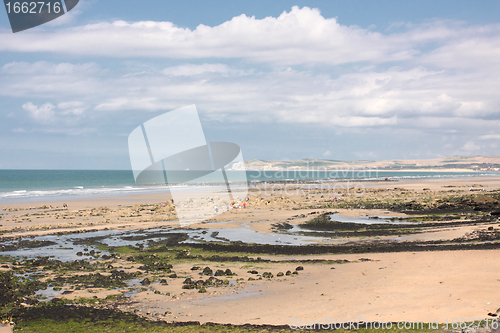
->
0, 185, 166, 201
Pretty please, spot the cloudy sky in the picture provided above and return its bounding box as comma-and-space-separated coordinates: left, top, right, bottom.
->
1, 0, 500, 169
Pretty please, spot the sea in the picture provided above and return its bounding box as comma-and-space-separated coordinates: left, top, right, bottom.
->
0, 169, 498, 203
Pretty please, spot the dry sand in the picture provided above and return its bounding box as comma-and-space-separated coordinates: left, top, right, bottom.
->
2, 176, 500, 326
127, 249, 500, 325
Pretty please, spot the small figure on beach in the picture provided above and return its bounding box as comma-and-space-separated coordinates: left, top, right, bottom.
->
214, 205, 218, 213
243, 202, 246, 209
63, 203, 68, 208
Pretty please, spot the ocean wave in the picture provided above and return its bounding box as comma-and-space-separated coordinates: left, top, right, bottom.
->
0, 186, 165, 201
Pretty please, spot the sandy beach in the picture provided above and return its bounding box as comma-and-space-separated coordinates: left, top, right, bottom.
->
126, 249, 500, 324
2, 176, 500, 327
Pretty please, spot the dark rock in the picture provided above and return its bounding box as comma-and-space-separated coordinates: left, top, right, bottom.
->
247, 270, 258, 274
140, 278, 151, 286
214, 269, 225, 276
295, 266, 304, 271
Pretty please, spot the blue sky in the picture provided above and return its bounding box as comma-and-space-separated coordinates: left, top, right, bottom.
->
1, 0, 500, 169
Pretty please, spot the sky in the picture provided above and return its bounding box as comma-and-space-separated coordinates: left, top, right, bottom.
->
1, 0, 500, 169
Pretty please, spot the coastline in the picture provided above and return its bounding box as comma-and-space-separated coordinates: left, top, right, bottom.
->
2, 175, 500, 326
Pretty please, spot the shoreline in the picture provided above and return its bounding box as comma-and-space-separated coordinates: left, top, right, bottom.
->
1, 171, 498, 205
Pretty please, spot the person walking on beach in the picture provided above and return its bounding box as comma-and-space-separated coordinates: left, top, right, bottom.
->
214, 205, 218, 213
243, 202, 246, 209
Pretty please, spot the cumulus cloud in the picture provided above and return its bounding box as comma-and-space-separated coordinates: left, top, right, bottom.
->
0, 7, 456, 65
21, 100, 89, 132
22, 102, 56, 123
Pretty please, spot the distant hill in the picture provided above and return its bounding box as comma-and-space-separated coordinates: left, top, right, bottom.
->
234, 156, 500, 171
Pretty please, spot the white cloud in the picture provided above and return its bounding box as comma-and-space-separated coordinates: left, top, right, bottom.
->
3, 59, 500, 134
57, 101, 87, 115
323, 150, 332, 157
22, 102, 56, 123
462, 141, 480, 151
162, 64, 229, 76
1, 61, 100, 75
2, 9, 500, 145
20, 100, 90, 132
0, 6, 436, 65
480, 134, 500, 140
